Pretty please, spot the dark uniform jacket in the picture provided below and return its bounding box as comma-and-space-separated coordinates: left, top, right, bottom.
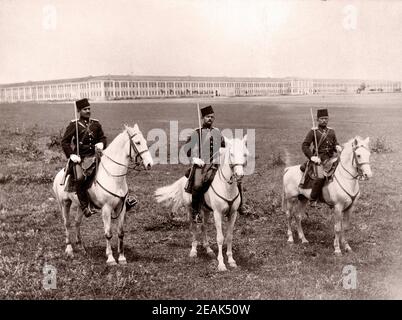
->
61, 118, 107, 159
302, 126, 339, 162
184, 126, 225, 164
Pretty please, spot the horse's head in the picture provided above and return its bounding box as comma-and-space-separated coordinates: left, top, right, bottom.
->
343, 136, 372, 180
223, 135, 249, 182
125, 124, 153, 170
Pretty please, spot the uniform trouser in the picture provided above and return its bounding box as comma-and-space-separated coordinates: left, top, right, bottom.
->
310, 178, 326, 201
191, 167, 244, 214
74, 164, 90, 210
191, 167, 204, 214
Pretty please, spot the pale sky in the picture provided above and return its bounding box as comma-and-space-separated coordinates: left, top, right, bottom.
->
1, 0, 401, 84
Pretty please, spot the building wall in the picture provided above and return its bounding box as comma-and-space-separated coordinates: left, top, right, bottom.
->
0, 76, 400, 103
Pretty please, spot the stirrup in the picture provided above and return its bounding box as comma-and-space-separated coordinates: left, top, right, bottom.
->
125, 196, 138, 211
191, 212, 202, 224
82, 205, 99, 218
309, 199, 321, 208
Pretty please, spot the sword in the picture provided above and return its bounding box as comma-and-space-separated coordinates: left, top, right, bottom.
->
310, 108, 319, 176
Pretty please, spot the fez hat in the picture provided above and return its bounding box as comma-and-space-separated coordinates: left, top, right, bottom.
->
76, 98, 90, 111
317, 108, 328, 118
200, 105, 214, 117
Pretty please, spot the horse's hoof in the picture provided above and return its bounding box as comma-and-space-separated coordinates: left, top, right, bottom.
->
301, 239, 309, 245
107, 257, 117, 266
287, 238, 294, 244
334, 250, 342, 257
206, 250, 216, 258
65, 246, 74, 258
218, 264, 228, 272
189, 251, 197, 259
229, 262, 238, 268
118, 257, 127, 265
344, 246, 353, 253
65, 252, 74, 259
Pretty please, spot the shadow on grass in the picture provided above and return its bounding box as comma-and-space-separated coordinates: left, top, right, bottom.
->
144, 219, 188, 232
81, 245, 170, 265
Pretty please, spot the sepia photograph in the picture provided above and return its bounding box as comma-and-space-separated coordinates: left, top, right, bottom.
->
0, 0, 401, 306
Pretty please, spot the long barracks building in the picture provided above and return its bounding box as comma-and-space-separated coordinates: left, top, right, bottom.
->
0, 75, 400, 103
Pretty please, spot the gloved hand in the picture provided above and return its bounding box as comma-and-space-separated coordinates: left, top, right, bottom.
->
336, 145, 343, 153
310, 156, 321, 164
192, 157, 205, 167
95, 142, 104, 150
70, 154, 81, 163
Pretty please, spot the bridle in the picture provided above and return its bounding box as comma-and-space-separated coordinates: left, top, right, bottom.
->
218, 147, 245, 185
339, 144, 370, 180
95, 130, 149, 219
209, 145, 246, 213
101, 130, 148, 177
333, 143, 370, 211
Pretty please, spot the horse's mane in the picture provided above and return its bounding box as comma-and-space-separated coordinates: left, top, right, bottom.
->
343, 136, 365, 149
104, 125, 139, 153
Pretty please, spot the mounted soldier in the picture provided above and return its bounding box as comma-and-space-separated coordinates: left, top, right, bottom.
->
61, 98, 108, 217
301, 108, 342, 207
183, 105, 246, 224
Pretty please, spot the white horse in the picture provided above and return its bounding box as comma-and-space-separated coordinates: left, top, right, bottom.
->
282, 136, 372, 255
53, 124, 153, 265
155, 135, 249, 271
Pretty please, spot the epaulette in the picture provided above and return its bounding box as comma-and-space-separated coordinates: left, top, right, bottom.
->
90, 118, 99, 122
327, 126, 333, 129
70, 119, 78, 122
311, 126, 318, 130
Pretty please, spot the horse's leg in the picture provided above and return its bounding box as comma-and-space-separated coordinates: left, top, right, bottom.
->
102, 206, 117, 265
341, 205, 353, 253
117, 209, 127, 264
333, 204, 343, 256
61, 199, 74, 258
285, 198, 294, 243
189, 208, 198, 258
74, 207, 84, 247
295, 199, 309, 244
225, 210, 238, 268
201, 211, 215, 258
213, 210, 227, 272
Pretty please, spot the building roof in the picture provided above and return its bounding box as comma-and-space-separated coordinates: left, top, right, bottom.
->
0, 75, 292, 88
0, 74, 399, 88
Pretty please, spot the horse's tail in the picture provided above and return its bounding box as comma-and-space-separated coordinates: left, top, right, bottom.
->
283, 148, 292, 168
154, 176, 190, 213
282, 166, 290, 212
281, 183, 287, 212
52, 169, 64, 209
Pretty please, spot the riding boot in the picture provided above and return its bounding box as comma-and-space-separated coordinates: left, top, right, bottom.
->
76, 180, 98, 217
191, 193, 202, 224
125, 195, 138, 212
310, 178, 325, 208
237, 182, 249, 215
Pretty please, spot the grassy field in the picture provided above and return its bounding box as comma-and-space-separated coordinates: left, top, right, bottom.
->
0, 94, 401, 299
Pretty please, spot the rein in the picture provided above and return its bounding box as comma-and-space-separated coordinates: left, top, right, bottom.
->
209, 148, 242, 213
95, 179, 128, 219
332, 144, 368, 210
100, 131, 147, 177
94, 129, 148, 218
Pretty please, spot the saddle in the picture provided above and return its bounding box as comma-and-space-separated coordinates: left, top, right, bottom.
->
184, 164, 218, 194
61, 154, 100, 192
299, 157, 339, 189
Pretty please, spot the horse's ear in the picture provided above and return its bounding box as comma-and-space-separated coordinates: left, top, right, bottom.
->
133, 123, 139, 131
353, 138, 358, 147
124, 124, 128, 130
242, 134, 248, 144
364, 137, 370, 145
